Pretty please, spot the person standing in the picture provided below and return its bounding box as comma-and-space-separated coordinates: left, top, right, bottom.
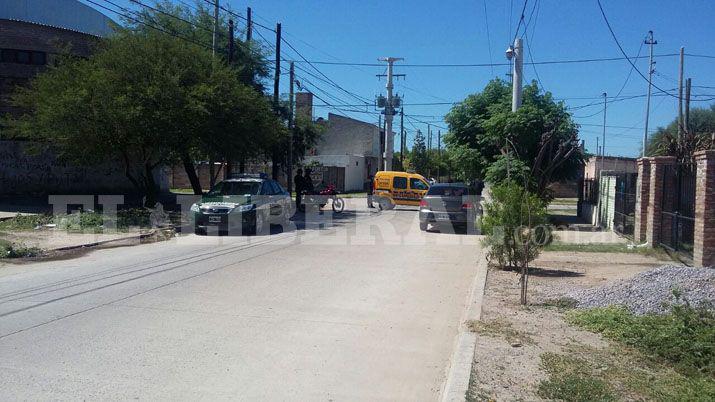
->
303, 168, 314, 193
294, 168, 304, 211
365, 175, 374, 208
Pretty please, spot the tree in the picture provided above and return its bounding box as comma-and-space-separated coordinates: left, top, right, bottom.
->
646, 104, 715, 161
7, 27, 284, 203
480, 181, 551, 304
411, 129, 429, 175
445, 79, 584, 198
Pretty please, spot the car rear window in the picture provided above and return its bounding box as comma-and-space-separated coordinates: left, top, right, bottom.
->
208, 181, 261, 196
427, 186, 469, 196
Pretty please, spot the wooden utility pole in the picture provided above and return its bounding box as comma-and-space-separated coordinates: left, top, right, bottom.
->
246, 7, 252, 42
271, 23, 282, 179
437, 130, 441, 180
678, 47, 685, 140
212, 0, 219, 57
224, 19, 235, 179
427, 124, 432, 178
288, 61, 295, 195
685, 78, 692, 134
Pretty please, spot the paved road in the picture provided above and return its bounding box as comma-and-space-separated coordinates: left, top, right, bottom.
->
0, 202, 482, 401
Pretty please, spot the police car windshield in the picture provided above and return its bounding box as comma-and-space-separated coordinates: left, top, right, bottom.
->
208, 181, 261, 196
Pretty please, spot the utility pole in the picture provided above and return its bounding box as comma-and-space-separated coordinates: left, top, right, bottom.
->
642, 31, 657, 157
601, 92, 607, 164
377, 114, 383, 172
437, 130, 441, 180
400, 108, 404, 167
427, 124, 432, 178
212, 0, 219, 58
271, 23, 281, 179
685, 77, 692, 134
378, 57, 403, 171
246, 7, 252, 42
510, 38, 523, 112
273, 23, 281, 108
288, 61, 295, 195
224, 19, 235, 179
678, 47, 685, 141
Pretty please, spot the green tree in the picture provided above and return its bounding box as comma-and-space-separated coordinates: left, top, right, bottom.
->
445, 79, 584, 198
646, 104, 715, 161
411, 129, 429, 175
7, 27, 283, 203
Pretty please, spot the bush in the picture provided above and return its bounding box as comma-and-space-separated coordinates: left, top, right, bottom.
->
0, 214, 53, 231
567, 304, 715, 378
0, 239, 42, 258
480, 181, 552, 269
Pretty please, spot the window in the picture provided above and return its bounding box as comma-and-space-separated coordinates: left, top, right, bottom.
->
410, 178, 429, 190
427, 186, 468, 196
393, 176, 407, 189
270, 180, 284, 194
207, 181, 261, 196
0, 49, 47, 65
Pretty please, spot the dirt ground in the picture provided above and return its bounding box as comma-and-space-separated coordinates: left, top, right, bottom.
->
467, 248, 668, 401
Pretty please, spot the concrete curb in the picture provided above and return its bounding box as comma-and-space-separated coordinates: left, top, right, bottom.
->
440, 252, 489, 402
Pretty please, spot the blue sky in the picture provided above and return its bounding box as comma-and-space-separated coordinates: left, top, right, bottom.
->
83, 0, 715, 157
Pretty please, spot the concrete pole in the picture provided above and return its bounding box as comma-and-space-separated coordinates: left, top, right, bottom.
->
377, 114, 383, 172
511, 38, 523, 112
643, 31, 656, 157
212, 0, 219, 58
288, 61, 294, 195
379, 57, 403, 171
601, 92, 607, 163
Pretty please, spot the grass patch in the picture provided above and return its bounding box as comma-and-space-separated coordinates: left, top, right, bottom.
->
567, 305, 715, 378
538, 352, 615, 402
170, 187, 197, 194
468, 319, 534, 345
0, 209, 156, 233
0, 239, 42, 259
548, 208, 577, 216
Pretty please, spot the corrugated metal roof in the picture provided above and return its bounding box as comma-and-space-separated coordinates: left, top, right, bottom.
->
0, 0, 115, 37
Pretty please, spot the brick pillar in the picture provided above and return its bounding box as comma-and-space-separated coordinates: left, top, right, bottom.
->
693, 150, 715, 267
634, 158, 651, 242
645, 156, 676, 247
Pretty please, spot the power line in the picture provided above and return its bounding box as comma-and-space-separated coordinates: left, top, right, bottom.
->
512, 0, 529, 42
482, 0, 494, 77
596, 0, 678, 99
290, 53, 682, 68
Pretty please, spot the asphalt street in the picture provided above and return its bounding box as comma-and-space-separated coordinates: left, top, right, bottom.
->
0, 202, 482, 401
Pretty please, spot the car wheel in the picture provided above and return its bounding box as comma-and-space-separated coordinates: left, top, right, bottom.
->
194, 226, 206, 236
419, 221, 428, 231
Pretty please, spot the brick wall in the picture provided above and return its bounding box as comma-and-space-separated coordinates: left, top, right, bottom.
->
634, 158, 651, 242
645, 156, 676, 246
694, 150, 715, 267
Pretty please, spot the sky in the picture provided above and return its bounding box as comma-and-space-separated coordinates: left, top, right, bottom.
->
82, 0, 715, 157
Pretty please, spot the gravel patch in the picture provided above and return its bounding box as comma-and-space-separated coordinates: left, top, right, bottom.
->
560, 265, 715, 315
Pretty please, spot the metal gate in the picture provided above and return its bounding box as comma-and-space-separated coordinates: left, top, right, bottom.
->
613, 173, 637, 239
660, 163, 696, 255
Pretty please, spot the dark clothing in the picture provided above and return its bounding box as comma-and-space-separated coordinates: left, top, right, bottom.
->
303, 175, 314, 193
365, 178, 374, 208
294, 174, 304, 210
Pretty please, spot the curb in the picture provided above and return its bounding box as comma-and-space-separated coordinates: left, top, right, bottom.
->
52, 227, 176, 252
440, 252, 489, 402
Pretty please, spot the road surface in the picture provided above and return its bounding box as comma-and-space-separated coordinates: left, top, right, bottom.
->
0, 203, 482, 401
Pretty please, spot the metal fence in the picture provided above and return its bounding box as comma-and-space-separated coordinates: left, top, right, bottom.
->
613, 173, 638, 239
660, 163, 696, 255
581, 178, 598, 204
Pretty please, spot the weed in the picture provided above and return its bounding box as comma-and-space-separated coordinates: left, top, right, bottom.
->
567, 305, 715, 378
0, 214, 53, 231
544, 242, 670, 259
537, 352, 615, 402
0, 239, 42, 258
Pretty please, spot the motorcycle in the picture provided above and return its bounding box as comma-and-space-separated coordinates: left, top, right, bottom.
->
299, 184, 344, 213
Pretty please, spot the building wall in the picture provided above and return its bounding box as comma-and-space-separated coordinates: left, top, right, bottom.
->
0, 140, 167, 195
314, 113, 379, 158
0, 18, 101, 116
583, 156, 637, 179
303, 154, 368, 192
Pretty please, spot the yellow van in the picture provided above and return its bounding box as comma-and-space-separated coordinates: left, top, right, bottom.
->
373, 171, 430, 209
